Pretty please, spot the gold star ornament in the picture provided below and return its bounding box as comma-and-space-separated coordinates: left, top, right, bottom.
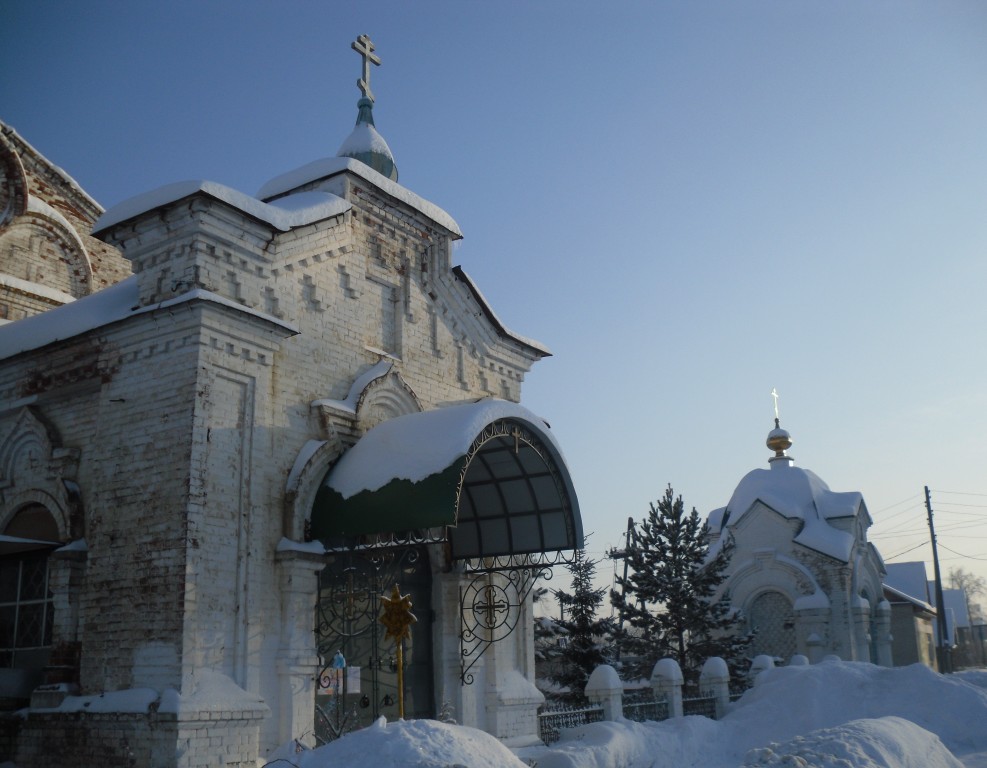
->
379, 584, 417, 643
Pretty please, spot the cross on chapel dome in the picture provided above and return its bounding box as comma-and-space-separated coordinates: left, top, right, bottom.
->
336, 34, 399, 181
766, 389, 793, 466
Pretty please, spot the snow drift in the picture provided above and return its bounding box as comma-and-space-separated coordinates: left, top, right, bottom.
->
268, 660, 987, 768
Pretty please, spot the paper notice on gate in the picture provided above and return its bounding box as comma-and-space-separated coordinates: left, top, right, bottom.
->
347, 666, 361, 694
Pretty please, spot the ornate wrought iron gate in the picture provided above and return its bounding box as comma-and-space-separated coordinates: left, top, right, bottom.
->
314, 546, 432, 744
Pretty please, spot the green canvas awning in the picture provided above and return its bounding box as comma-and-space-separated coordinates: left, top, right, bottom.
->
310, 400, 582, 559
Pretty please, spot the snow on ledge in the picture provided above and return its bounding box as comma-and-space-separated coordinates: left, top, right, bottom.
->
0, 273, 76, 305
159, 669, 268, 717
0, 275, 298, 361
256, 156, 462, 237
276, 537, 326, 556
311, 359, 393, 415
94, 180, 350, 234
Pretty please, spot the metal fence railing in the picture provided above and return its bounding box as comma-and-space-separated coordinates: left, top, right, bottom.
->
623, 696, 669, 723
682, 694, 717, 718
537, 703, 605, 745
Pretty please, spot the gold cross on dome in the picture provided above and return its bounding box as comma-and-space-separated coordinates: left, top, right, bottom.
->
771, 388, 780, 421
351, 34, 381, 102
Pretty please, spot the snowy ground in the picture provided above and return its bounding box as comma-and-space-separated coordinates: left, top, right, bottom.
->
270, 660, 987, 768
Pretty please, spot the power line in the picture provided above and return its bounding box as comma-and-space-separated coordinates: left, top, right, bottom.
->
938, 543, 987, 562
873, 493, 922, 513
871, 502, 925, 526
884, 541, 928, 560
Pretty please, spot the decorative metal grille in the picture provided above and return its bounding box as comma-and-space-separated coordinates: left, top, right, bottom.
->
537, 702, 604, 745
459, 554, 565, 685
749, 591, 796, 661
314, 546, 431, 744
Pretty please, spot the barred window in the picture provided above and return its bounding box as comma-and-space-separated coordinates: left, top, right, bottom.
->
0, 551, 54, 668
0, 504, 59, 670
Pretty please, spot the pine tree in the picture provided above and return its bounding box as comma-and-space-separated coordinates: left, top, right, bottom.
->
551, 547, 615, 701
611, 485, 748, 685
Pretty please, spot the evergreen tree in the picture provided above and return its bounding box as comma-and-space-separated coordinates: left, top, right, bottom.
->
551, 547, 616, 701
611, 485, 748, 685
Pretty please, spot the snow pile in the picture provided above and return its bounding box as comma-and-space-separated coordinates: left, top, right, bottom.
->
741, 717, 964, 768
518, 660, 987, 768
272, 661, 987, 768
266, 717, 529, 768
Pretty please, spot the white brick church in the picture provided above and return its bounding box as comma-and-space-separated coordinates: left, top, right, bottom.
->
0, 36, 582, 767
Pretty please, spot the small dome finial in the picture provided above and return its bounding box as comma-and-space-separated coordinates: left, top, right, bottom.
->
766, 388, 793, 465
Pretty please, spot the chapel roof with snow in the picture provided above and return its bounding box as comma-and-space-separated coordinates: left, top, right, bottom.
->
708, 420, 866, 562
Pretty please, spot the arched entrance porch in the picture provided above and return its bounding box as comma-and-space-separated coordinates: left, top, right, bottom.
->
309, 400, 582, 743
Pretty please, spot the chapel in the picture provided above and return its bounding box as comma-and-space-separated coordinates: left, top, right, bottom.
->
0, 36, 582, 767
705, 418, 892, 666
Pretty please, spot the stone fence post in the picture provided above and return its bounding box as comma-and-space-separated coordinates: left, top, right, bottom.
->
585, 664, 623, 721
698, 656, 731, 719
748, 654, 775, 686
651, 658, 683, 718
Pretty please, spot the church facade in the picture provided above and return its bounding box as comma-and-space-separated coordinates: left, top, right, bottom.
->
0, 38, 581, 767
706, 421, 891, 666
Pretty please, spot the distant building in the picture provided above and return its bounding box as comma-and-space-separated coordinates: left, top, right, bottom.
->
883, 562, 937, 669
706, 420, 891, 665
0, 37, 582, 767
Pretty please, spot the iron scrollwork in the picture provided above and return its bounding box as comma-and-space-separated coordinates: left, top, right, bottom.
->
315, 547, 422, 744
459, 554, 559, 685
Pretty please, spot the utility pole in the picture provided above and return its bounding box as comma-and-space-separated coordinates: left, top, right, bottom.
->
925, 485, 952, 673
608, 516, 635, 661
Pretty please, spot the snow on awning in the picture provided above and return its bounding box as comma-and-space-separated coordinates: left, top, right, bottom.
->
310, 400, 582, 559
0, 533, 62, 555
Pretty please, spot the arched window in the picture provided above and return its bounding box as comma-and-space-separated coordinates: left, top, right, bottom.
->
0, 505, 59, 673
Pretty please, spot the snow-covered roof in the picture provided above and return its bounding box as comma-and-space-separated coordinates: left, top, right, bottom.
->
256, 156, 462, 237
883, 582, 935, 613
0, 274, 297, 361
884, 562, 931, 603
1, 120, 104, 217
326, 399, 561, 500
452, 267, 551, 356
718, 465, 862, 562
93, 181, 350, 235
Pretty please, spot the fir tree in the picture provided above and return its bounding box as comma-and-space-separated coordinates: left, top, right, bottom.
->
551, 547, 616, 701
611, 485, 748, 685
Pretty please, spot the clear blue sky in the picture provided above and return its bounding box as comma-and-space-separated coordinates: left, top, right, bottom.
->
4, 1, 987, 601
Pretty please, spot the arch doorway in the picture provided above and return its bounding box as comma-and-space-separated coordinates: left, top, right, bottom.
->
748, 590, 796, 662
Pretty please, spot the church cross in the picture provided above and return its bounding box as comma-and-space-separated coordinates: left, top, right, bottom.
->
351, 34, 381, 102
771, 388, 780, 421
335, 571, 361, 619
475, 584, 508, 629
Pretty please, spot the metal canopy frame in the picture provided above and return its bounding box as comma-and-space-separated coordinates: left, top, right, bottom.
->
450, 418, 580, 560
